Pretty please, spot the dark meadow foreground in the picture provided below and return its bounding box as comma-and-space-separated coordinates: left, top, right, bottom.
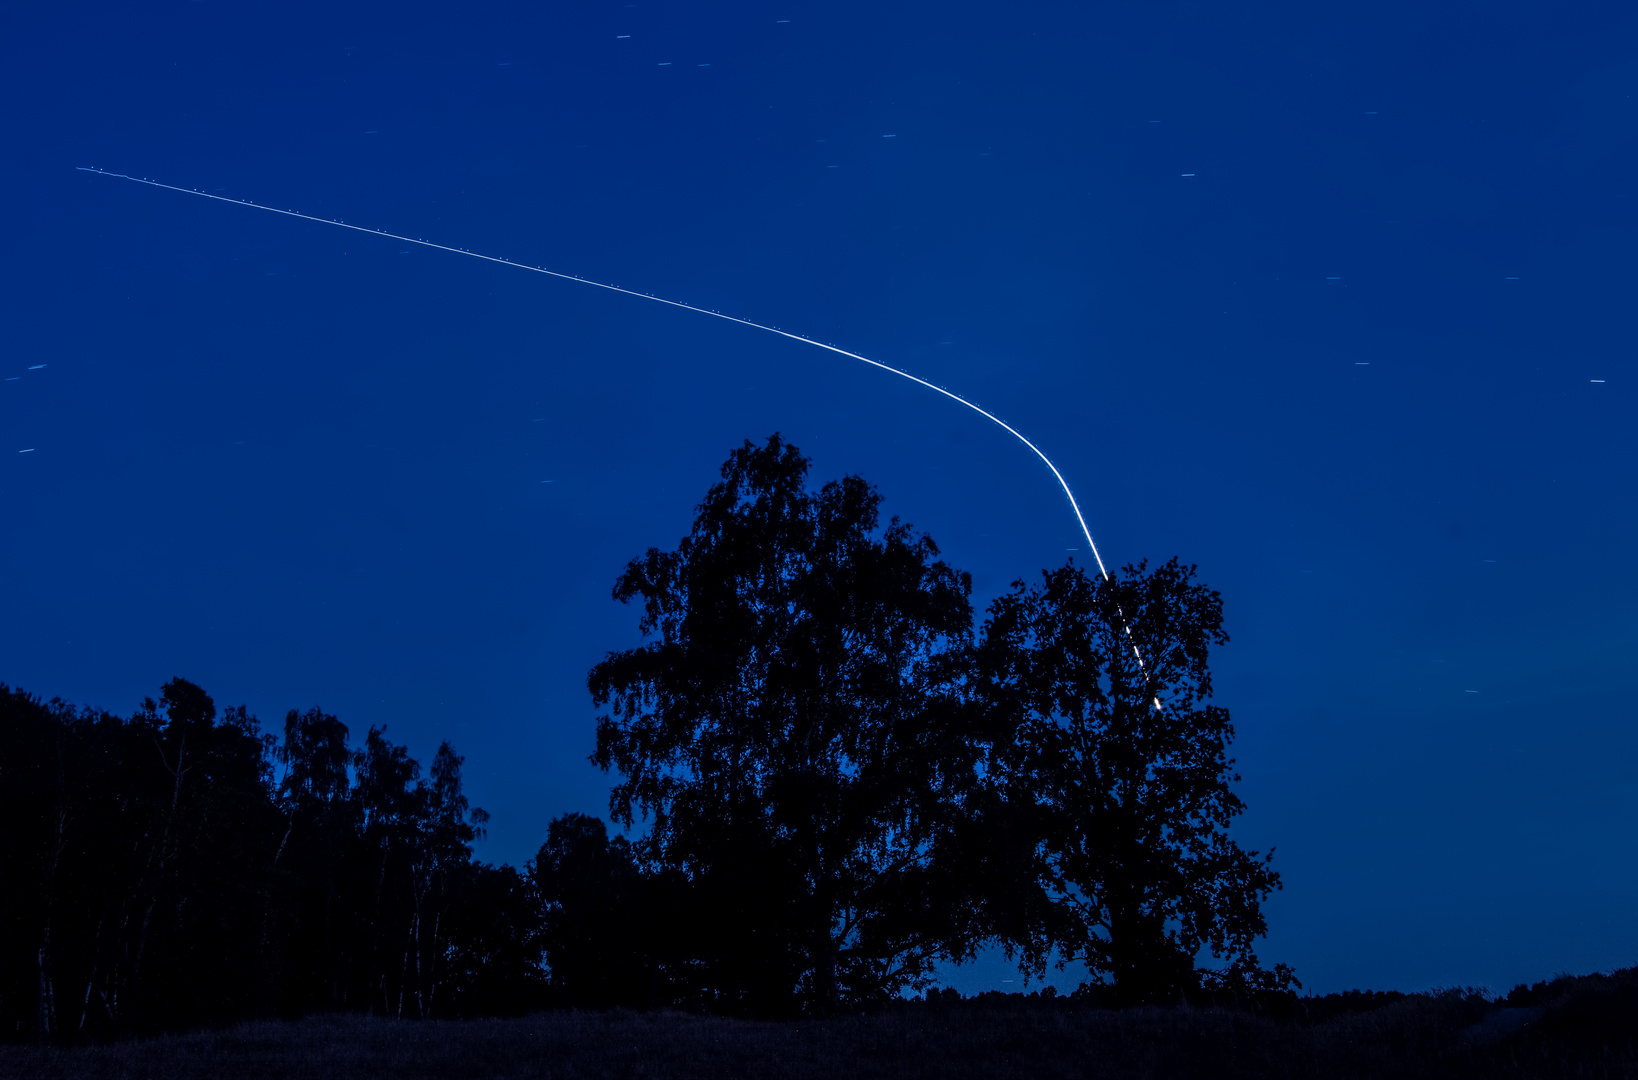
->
4, 969, 1635, 1080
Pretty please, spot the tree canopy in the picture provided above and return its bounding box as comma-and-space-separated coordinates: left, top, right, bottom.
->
589, 434, 988, 1013
977, 559, 1291, 1001
0, 679, 535, 1040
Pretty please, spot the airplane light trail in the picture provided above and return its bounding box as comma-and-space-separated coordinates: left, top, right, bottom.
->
76, 166, 1114, 582
80, 167, 1166, 707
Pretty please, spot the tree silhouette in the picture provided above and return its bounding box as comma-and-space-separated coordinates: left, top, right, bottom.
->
270, 706, 357, 1015
0, 679, 285, 1034
977, 559, 1290, 1001
529, 812, 659, 1008
403, 741, 490, 1016
1, 444, 1296, 1036
589, 435, 984, 1014
434, 859, 544, 1016
0, 679, 529, 1040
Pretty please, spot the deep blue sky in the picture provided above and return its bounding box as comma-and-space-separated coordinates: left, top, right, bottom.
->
3, 0, 1635, 996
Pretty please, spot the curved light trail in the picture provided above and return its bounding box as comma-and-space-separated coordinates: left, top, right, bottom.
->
76, 166, 1114, 581
80, 167, 1167, 708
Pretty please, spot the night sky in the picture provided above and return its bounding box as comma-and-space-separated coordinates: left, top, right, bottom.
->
4, 0, 1635, 996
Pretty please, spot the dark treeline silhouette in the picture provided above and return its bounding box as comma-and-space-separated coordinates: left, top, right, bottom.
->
0, 681, 544, 1040
3, 434, 1289, 1040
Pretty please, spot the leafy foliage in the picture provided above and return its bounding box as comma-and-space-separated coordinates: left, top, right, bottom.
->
976, 559, 1289, 1001
0, 680, 533, 1040
528, 812, 666, 1009
590, 435, 986, 1014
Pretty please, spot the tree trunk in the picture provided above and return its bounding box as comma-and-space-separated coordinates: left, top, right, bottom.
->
37, 946, 55, 1040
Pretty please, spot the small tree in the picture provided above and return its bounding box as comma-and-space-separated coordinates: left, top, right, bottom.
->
978, 559, 1290, 1001
589, 435, 983, 1014
269, 706, 358, 1014
529, 813, 653, 1008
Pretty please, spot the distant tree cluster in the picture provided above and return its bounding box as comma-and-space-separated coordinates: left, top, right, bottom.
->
0, 681, 542, 1039
1, 434, 1289, 1040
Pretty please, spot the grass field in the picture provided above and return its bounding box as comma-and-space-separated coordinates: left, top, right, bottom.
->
4, 970, 1634, 1079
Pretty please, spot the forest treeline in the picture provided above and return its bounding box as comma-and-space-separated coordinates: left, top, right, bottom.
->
0, 680, 547, 1038
2, 435, 1292, 1041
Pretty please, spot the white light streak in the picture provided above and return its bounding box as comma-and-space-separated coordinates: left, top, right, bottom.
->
77, 167, 1166, 707
76, 167, 1113, 578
